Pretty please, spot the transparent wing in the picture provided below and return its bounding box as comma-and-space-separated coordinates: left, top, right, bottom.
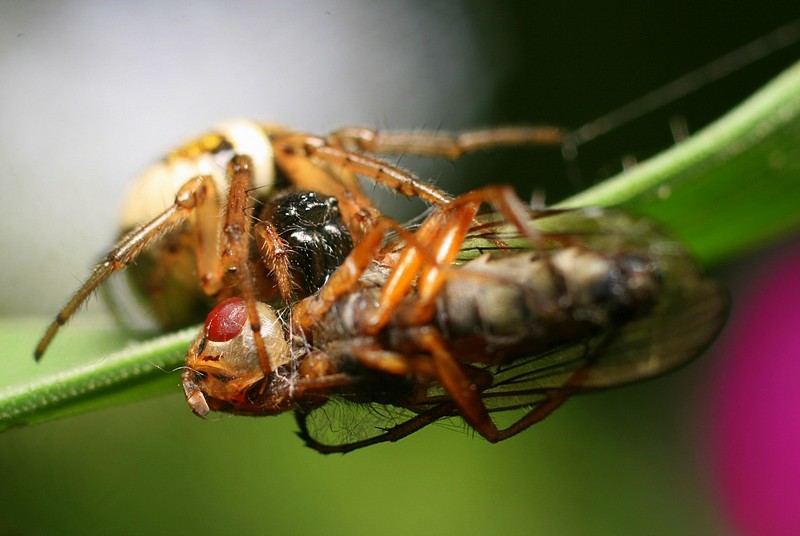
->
296, 399, 457, 453
457, 207, 686, 259
469, 278, 726, 410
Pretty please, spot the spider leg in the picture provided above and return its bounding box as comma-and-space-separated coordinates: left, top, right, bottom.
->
253, 220, 294, 302
359, 200, 481, 333
361, 185, 545, 333
275, 126, 565, 227
271, 134, 381, 239
290, 216, 394, 331
415, 326, 593, 442
219, 155, 273, 377
273, 134, 452, 210
295, 185, 540, 336
34, 174, 221, 360
327, 125, 565, 158
289, 211, 444, 333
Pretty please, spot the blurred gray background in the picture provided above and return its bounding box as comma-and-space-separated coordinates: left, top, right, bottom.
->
0, 2, 500, 315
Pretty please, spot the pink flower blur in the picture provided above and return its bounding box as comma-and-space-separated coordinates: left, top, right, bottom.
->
712, 247, 800, 536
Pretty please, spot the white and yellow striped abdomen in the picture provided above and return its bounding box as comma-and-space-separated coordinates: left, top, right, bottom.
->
119, 120, 281, 230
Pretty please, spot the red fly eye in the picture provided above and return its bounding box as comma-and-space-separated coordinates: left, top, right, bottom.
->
205, 298, 247, 342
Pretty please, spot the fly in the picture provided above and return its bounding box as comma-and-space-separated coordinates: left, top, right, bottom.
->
182, 186, 727, 452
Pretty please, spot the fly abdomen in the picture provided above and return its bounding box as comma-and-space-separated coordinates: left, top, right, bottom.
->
435, 247, 661, 358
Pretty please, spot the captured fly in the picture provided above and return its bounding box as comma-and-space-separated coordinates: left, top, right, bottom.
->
182, 186, 727, 453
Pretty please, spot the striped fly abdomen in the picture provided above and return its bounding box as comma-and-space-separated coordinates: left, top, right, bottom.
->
435, 247, 661, 361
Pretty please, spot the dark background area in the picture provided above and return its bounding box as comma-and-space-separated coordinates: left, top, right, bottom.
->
456, 3, 800, 202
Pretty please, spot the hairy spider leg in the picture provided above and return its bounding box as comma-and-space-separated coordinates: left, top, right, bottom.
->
34, 174, 222, 360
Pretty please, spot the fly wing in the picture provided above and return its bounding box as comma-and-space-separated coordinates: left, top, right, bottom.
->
572, 278, 727, 388
295, 398, 463, 453
470, 278, 726, 413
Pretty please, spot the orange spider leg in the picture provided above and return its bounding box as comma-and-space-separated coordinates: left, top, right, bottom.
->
272, 134, 381, 238
272, 133, 364, 195
253, 221, 293, 302
358, 202, 481, 334
290, 217, 394, 332
289, 209, 440, 333
276, 126, 565, 237
412, 185, 547, 308
407, 204, 480, 304
219, 155, 273, 377
34, 174, 221, 360
292, 185, 541, 338
361, 185, 543, 333
327, 125, 566, 158
273, 134, 452, 210
443, 184, 545, 243
416, 327, 588, 442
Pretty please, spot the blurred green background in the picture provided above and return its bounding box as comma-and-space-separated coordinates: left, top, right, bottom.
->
1, 3, 799, 535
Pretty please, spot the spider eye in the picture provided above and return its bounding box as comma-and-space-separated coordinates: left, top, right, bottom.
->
205, 297, 247, 342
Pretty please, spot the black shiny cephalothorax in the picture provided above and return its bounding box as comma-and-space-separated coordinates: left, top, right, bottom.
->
264, 191, 354, 297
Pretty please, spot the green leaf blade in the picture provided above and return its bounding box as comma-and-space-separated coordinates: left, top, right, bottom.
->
559, 60, 800, 268
0, 319, 194, 432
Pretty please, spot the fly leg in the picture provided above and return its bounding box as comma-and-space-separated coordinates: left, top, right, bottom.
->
289, 344, 456, 454
351, 346, 436, 378
347, 337, 494, 443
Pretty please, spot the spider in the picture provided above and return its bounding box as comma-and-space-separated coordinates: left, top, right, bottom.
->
34, 120, 565, 376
